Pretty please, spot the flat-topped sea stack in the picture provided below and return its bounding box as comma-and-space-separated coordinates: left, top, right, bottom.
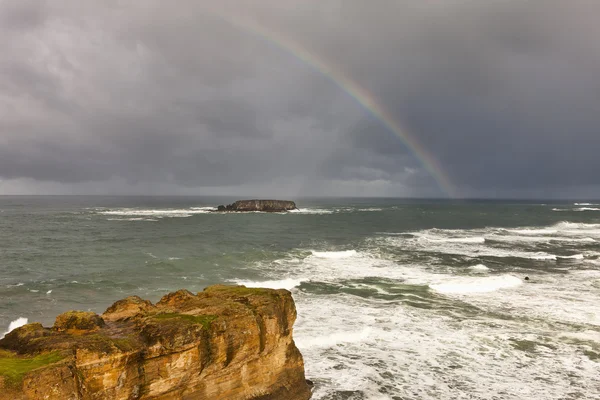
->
0, 285, 312, 400
216, 200, 298, 213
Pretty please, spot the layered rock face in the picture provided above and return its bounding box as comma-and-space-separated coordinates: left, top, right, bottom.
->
216, 200, 297, 212
0, 285, 311, 400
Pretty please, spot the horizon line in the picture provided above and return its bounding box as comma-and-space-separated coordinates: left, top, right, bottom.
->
0, 194, 596, 202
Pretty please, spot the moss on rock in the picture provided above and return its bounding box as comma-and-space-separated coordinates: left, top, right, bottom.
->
54, 311, 105, 332
203, 284, 280, 298
0, 350, 64, 387
103, 295, 155, 322
152, 313, 217, 329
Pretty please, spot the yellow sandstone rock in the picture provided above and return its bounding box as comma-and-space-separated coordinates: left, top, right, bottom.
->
0, 285, 311, 400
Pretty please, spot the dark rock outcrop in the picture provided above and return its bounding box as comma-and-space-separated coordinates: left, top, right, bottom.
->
0, 285, 311, 400
216, 200, 297, 212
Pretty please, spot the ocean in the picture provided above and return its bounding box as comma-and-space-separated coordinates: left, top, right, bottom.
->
0, 196, 599, 399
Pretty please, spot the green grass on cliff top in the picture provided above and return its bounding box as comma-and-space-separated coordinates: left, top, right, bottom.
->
205, 285, 281, 297
152, 313, 217, 329
0, 350, 64, 385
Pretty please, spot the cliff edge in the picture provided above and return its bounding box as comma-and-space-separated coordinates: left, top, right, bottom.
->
216, 200, 297, 212
0, 285, 312, 400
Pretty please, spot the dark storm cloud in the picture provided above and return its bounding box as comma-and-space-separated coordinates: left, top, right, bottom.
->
0, 0, 599, 197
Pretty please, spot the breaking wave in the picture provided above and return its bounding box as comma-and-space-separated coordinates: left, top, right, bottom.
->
1, 317, 28, 339
378, 221, 600, 262
289, 208, 334, 215
429, 275, 523, 294
554, 207, 600, 212
100, 208, 214, 218
310, 250, 358, 259
234, 278, 304, 290
416, 234, 486, 244
469, 264, 490, 272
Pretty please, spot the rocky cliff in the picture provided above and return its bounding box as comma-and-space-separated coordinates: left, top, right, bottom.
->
0, 285, 311, 400
216, 200, 297, 212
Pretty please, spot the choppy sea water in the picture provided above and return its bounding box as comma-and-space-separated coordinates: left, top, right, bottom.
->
1, 196, 599, 399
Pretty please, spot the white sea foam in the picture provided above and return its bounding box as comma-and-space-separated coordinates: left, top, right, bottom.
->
243, 231, 600, 399
555, 221, 600, 229
560, 330, 600, 344
574, 203, 598, 206
507, 228, 559, 235
508, 222, 600, 237
294, 286, 600, 400
558, 254, 584, 260
270, 250, 429, 284
553, 222, 600, 236
496, 274, 600, 327
234, 278, 303, 290
554, 207, 600, 212
548, 237, 595, 243
290, 207, 383, 214
227, 216, 600, 399
288, 208, 334, 214
266, 243, 598, 324
107, 217, 158, 222
469, 264, 490, 272
417, 234, 486, 244
384, 234, 559, 261
585, 258, 600, 267
311, 250, 358, 259
530, 253, 558, 260
429, 275, 523, 294
300, 327, 372, 348
102, 206, 337, 217
489, 235, 595, 244
378, 221, 600, 263
2, 317, 28, 339
567, 269, 600, 279
100, 208, 214, 218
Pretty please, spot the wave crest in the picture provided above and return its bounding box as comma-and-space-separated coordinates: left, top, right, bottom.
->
430, 275, 523, 294
234, 278, 303, 290
1, 317, 28, 339
311, 250, 358, 259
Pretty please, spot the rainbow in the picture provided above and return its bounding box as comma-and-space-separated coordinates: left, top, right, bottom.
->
203, 9, 457, 197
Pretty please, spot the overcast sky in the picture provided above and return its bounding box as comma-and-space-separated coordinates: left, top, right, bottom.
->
1, 0, 599, 198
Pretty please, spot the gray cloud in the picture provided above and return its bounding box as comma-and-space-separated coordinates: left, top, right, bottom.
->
0, 0, 599, 198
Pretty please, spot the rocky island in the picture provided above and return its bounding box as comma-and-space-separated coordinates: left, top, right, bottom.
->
0, 285, 312, 400
216, 200, 298, 212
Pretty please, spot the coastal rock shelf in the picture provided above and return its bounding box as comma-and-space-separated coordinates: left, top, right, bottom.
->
0, 286, 312, 400
216, 200, 298, 212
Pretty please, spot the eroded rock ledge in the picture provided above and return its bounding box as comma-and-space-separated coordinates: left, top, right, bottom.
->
0, 285, 312, 400
216, 200, 297, 212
